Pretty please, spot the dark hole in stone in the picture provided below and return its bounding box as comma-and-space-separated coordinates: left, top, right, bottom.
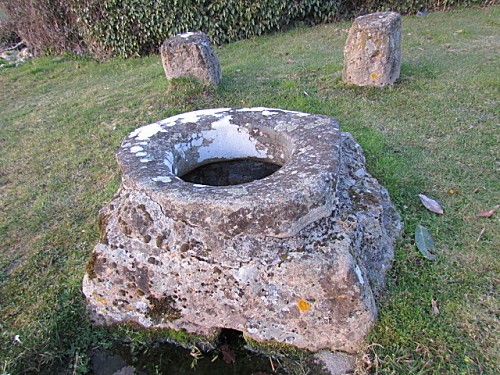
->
180, 158, 282, 186
89, 327, 286, 374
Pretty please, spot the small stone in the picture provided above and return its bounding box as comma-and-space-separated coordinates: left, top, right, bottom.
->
313, 350, 356, 375
343, 12, 402, 87
160, 31, 221, 85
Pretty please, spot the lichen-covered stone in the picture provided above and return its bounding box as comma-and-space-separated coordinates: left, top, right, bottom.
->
160, 31, 221, 85
343, 12, 402, 87
83, 108, 402, 354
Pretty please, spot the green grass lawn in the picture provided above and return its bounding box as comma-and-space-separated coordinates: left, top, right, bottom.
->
1, 6, 498, 374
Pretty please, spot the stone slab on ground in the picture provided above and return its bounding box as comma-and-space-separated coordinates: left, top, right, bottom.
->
160, 31, 221, 85
343, 12, 402, 87
313, 350, 356, 375
83, 108, 402, 354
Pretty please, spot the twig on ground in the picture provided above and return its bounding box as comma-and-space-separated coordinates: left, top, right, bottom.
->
0, 41, 25, 54
476, 227, 486, 242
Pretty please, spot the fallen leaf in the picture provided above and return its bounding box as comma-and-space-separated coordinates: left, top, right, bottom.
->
476, 205, 499, 218
431, 299, 440, 315
415, 224, 437, 260
418, 194, 444, 214
220, 344, 235, 364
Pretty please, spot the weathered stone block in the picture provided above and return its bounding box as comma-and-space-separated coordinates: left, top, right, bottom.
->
343, 12, 402, 87
83, 108, 402, 354
160, 31, 222, 85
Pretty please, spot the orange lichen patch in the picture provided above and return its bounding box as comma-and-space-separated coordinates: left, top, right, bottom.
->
95, 296, 107, 305
370, 73, 379, 79
297, 299, 311, 312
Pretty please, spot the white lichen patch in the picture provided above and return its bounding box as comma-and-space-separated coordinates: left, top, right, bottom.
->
282, 109, 310, 117
262, 110, 280, 116
164, 152, 174, 170
135, 152, 147, 157
237, 107, 310, 117
135, 301, 148, 312
140, 158, 152, 163
130, 146, 144, 153
354, 265, 365, 285
152, 176, 172, 183
237, 107, 269, 112
129, 123, 165, 141
158, 108, 231, 127
179, 31, 195, 38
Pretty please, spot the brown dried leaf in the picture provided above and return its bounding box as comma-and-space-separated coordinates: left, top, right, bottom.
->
431, 299, 440, 315
476, 205, 499, 218
418, 194, 444, 214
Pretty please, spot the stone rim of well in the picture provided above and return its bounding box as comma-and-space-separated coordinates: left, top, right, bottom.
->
118, 107, 341, 237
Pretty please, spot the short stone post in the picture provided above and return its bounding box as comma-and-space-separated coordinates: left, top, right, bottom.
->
343, 12, 402, 87
160, 31, 222, 85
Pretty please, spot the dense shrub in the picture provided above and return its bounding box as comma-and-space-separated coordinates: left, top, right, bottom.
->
0, 0, 79, 54
343, 0, 493, 16
0, 0, 494, 57
74, 0, 344, 58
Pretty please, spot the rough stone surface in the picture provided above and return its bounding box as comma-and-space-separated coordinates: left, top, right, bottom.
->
343, 12, 402, 87
313, 350, 355, 375
160, 31, 221, 85
83, 108, 402, 354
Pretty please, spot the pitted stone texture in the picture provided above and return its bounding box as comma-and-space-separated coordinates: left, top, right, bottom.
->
160, 31, 221, 85
83, 108, 402, 354
343, 12, 402, 87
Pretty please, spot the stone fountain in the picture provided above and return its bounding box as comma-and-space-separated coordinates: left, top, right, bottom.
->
83, 107, 401, 356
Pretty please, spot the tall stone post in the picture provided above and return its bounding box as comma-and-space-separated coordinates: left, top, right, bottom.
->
343, 12, 402, 87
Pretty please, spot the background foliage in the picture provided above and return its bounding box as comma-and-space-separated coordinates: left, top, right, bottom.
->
0, 0, 494, 57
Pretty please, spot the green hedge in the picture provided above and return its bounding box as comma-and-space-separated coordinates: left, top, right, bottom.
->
0, 0, 494, 57
344, 0, 491, 15
74, 0, 344, 58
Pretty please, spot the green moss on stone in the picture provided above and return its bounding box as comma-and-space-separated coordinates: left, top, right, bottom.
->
243, 334, 311, 359
146, 295, 182, 324
110, 321, 219, 351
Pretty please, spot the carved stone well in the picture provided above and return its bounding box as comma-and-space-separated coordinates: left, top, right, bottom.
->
83, 108, 401, 354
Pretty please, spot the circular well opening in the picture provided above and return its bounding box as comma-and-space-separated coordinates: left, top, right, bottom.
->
168, 123, 293, 187
181, 158, 282, 186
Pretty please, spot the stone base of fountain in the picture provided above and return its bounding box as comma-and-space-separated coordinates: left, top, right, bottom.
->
83, 108, 401, 355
